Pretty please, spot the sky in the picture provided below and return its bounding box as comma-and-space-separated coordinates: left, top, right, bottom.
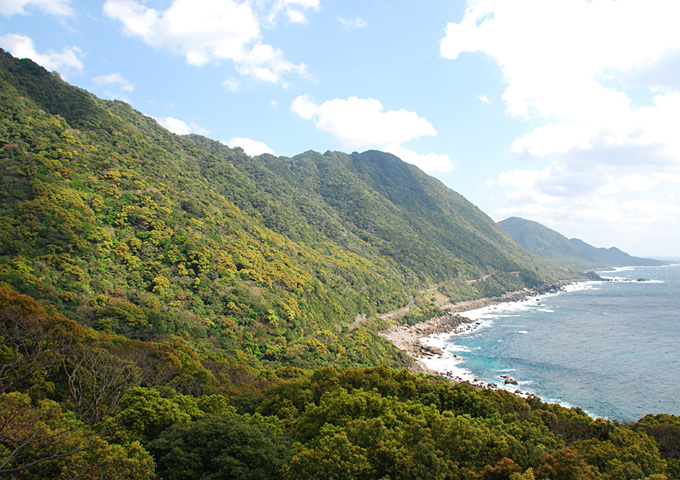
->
2, 0, 680, 258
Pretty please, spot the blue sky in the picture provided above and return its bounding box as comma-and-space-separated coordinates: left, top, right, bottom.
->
2, 0, 680, 257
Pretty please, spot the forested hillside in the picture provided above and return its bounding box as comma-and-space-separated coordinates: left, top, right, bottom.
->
498, 217, 607, 270
0, 49, 569, 372
569, 239, 668, 268
3, 50, 678, 479
498, 217, 668, 269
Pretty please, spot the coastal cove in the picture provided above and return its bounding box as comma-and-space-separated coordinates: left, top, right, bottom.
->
383, 265, 680, 423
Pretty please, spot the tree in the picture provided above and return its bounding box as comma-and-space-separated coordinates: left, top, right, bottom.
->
148, 413, 291, 480
0, 286, 82, 395
114, 387, 194, 442
60, 345, 141, 425
0, 392, 154, 479
283, 429, 374, 480
534, 448, 597, 480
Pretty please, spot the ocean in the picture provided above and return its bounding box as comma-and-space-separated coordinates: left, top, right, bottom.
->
421, 264, 680, 423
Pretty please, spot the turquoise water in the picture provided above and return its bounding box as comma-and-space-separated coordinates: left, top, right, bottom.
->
441, 264, 680, 422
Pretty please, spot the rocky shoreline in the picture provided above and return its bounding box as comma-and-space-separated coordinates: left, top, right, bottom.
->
379, 284, 566, 375
378, 311, 474, 373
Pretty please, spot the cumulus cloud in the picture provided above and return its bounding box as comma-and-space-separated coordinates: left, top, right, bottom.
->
510, 123, 594, 157
93, 72, 133, 91
260, 0, 319, 26
93, 72, 134, 101
291, 95, 437, 147
382, 144, 454, 174
489, 158, 680, 254
441, 0, 680, 162
0, 34, 82, 73
103, 0, 310, 84
0, 0, 72, 16
226, 137, 275, 156
443, 0, 680, 253
291, 95, 452, 173
282, 0, 319, 24
156, 116, 209, 136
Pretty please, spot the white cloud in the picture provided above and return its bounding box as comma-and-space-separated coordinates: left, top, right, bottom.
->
596, 173, 662, 195
337, 16, 368, 30
441, 0, 680, 162
92, 72, 134, 101
0, 34, 82, 73
261, 0, 319, 26
382, 144, 454, 174
511, 123, 594, 157
488, 161, 680, 254
0, 0, 72, 16
290, 94, 316, 119
291, 94, 452, 174
222, 78, 241, 91
103, 0, 310, 84
488, 166, 553, 191
290, 95, 437, 148
444, 0, 680, 254
233, 42, 306, 82
477, 95, 491, 104
226, 137, 275, 156
156, 116, 209, 136
93, 72, 134, 92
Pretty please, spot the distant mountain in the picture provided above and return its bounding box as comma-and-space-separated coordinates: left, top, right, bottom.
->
498, 217, 667, 269
497, 217, 606, 270
569, 238, 668, 268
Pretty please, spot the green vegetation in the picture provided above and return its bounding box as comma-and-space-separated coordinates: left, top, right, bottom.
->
2, 50, 677, 478
2, 288, 679, 478
498, 217, 668, 269
0, 49, 573, 374
497, 217, 607, 270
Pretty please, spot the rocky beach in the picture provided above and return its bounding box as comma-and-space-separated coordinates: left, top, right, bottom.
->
379, 286, 561, 380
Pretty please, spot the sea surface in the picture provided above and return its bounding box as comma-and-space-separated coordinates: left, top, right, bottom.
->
422, 264, 680, 423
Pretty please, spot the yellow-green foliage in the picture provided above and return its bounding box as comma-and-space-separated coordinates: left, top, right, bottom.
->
0, 50, 577, 375
1, 290, 678, 480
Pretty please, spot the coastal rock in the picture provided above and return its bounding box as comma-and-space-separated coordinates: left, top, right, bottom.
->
378, 284, 571, 376
420, 345, 444, 355
504, 378, 518, 385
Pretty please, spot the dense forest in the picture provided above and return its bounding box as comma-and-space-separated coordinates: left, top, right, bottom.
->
1, 49, 679, 479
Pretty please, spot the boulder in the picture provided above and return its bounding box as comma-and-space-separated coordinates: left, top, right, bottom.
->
420, 345, 444, 355
504, 378, 518, 385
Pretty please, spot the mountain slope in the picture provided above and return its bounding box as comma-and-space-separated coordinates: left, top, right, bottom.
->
1, 53, 677, 480
498, 216, 666, 269
0, 50, 572, 372
498, 217, 606, 270
569, 238, 668, 268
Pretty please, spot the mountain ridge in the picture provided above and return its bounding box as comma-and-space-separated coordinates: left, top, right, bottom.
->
498, 216, 668, 269
0, 49, 573, 373
2, 50, 678, 480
